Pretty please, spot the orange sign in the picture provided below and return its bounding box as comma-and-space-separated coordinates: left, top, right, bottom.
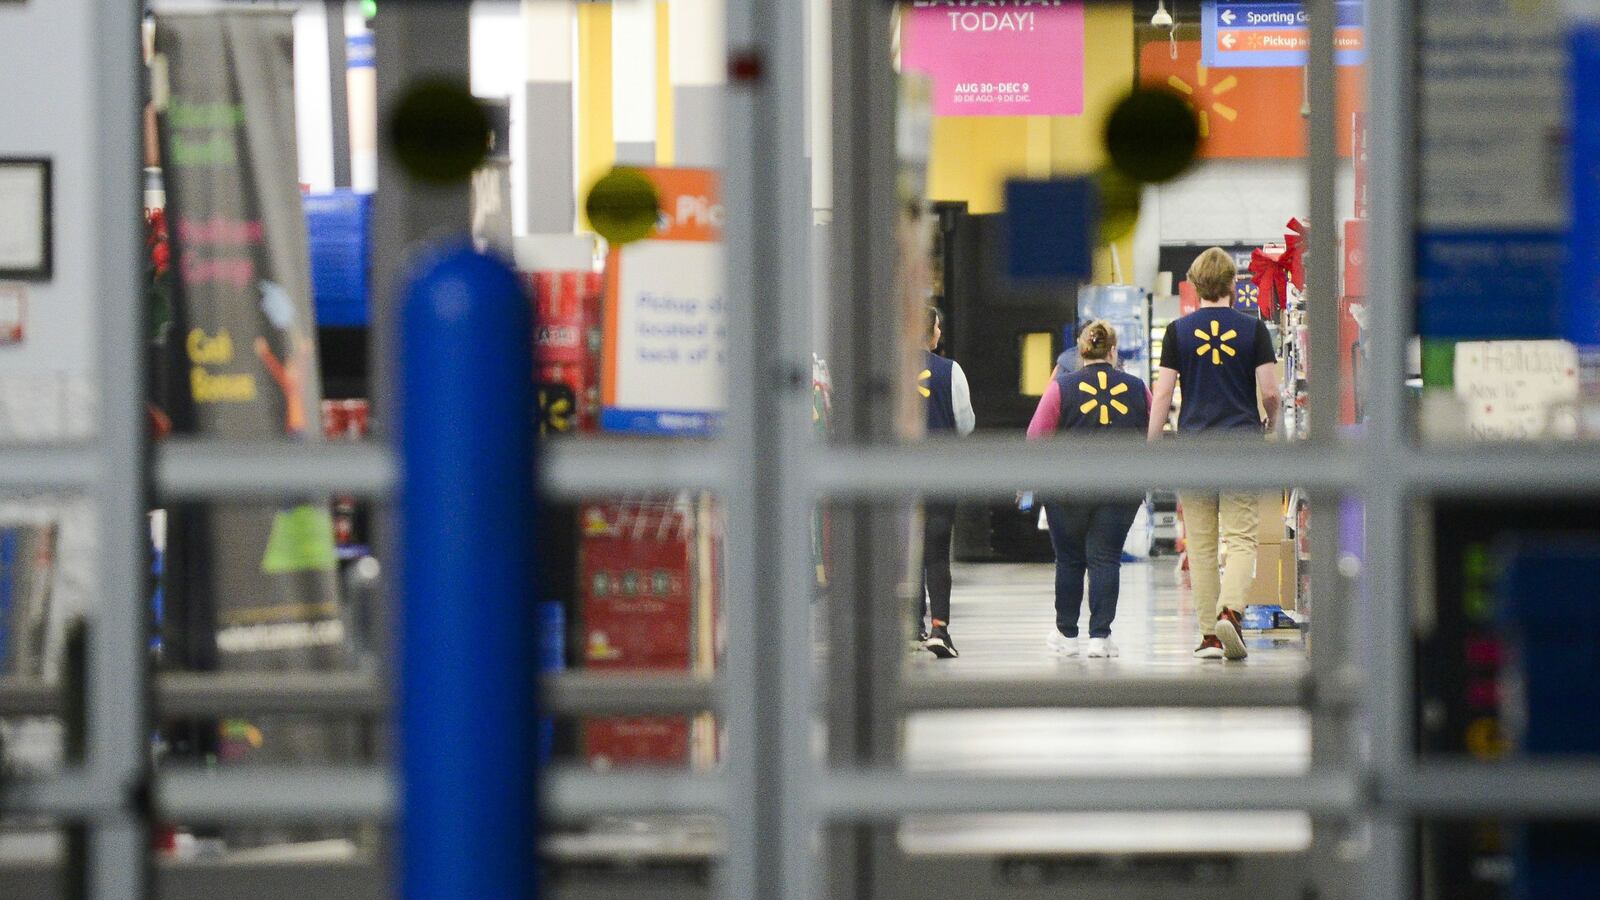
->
1217, 27, 1364, 53
641, 167, 722, 243
1139, 39, 1364, 159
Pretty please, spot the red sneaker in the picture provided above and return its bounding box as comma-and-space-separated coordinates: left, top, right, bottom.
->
1193, 635, 1224, 660
1216, 607, 1248, 660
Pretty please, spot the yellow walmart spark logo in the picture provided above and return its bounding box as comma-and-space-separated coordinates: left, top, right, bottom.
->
1165, 63, 1237, 139
917, 369, 932, 399
537, 386, 574, 435
1077, 370, 1131, 426
1195, 319, 1238, 365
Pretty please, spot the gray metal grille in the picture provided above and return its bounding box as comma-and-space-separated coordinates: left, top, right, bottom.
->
2, 2, 1589, 899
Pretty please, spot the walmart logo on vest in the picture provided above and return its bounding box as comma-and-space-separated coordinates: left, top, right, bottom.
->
917, 368, 933, 398
1194, 319, 1238, 365
1077, 370, 1131, 425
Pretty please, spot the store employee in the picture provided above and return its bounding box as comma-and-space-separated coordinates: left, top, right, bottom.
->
917, 305, 974, 660
1147, 247, 1279, 663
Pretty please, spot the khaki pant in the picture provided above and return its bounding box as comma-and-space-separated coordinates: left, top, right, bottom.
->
1178, 491, 1260, 636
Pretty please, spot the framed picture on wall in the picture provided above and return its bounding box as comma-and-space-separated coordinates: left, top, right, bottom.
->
0, 159, 52, 280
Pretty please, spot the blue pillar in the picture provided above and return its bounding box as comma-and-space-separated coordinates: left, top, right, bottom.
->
1568, 16, 1600, 348
398, 241, 538, 899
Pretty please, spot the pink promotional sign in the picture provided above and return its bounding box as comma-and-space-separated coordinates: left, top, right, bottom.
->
902, 1, 1086, 117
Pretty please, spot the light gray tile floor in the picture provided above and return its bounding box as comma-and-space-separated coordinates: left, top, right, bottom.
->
900, 560, 1312, 854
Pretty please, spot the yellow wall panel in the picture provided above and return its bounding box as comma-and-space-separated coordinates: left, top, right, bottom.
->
577, 2, 614, 232
655, 0, 673, 166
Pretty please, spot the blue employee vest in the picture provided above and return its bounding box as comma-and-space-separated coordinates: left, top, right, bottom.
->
1170, 307, 1267, 433
1056, 363, 1149, 433
921, 350, 957, 434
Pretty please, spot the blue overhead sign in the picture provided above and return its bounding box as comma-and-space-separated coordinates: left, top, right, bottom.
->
1201, 1, 1366, 69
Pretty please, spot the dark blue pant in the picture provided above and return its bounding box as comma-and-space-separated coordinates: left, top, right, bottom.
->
916, 502, 957, 631
1044, 501, 1140, 639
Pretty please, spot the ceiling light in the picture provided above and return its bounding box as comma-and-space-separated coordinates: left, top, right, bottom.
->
1151, 1, 1174, 28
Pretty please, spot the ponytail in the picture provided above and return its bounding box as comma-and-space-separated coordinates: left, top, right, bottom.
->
1077, 320, 1118, 362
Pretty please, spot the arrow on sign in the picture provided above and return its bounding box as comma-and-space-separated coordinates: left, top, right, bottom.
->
1221, 32, 1237, 48
1220, 8, 1236, 25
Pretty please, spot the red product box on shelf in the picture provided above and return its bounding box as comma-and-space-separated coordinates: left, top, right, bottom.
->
526, 270, 604, 435
1343, 219, 1366, 298
578, 501, 695, 670
578, 500, 698, 767
320, 399, 370, 546
321, 398, 370, 441
582, 717, 692, 768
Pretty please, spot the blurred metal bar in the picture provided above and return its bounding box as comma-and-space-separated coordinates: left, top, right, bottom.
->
151, 439, 1600, 503
543, 769, 728, 820
540, 437, 726, 499
156, 440, 395, 500
1385, 763, 1600, 818
156, 768, 394, 822
898, 674, 1318, 710
0, 676, 58, 715
716, 0, 817, 892
0, 772, 110, 818
815, 441, 1361, 497
324, 0, 352, 189
3, 672, 721, 718
1304, 4, 1353, 894
157, 672, 384, 717
818, 772, 1362, 819
0, 447, 98, 492
0, 674, 386, 718
24, 764, 1600, 825
1401, 446, 1600, 494
1306, 0, 1340, 448
543, 672, 720, 715
1363, 0, 1420, 894
19, 768, 730, 824
88, 0, 151, 894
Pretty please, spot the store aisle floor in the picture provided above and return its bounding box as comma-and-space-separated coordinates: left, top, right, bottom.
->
900, 559, 1312, 855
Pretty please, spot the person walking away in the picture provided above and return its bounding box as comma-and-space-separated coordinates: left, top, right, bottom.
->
1026, 321, 1150, 658
918, 306, 975, 659
1147, 248, 1280, 661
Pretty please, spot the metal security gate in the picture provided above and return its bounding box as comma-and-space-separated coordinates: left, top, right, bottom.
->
4, 1, 1600, 898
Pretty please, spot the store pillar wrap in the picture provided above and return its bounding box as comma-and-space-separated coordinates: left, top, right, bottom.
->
154, 11, 353, 771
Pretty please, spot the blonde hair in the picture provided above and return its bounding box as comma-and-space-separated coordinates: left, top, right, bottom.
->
1187, 247, 1237, 302
1077, 319, 1118, 362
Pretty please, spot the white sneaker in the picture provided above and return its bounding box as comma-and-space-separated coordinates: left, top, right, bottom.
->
1047, 630, 1080, 657
1087, 637, 1120, 658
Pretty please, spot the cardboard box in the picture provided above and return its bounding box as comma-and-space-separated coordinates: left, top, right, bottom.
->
1246, 541, 1284, 606
1278, 542, 1300, 611
1258, 491, 1286, 544
1245, 540, 1299, 609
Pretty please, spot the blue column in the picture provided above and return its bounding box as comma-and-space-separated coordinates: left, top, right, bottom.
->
398, 241, 538, 899
1568, 16, 1600, 348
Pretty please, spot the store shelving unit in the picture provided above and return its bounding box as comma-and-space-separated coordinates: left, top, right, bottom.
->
4, 1, 1600, 898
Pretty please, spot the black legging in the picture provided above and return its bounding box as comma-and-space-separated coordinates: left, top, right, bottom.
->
917, 502, 957, 630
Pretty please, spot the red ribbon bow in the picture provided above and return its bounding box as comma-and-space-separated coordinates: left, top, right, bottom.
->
1247, 218, 1309, 319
